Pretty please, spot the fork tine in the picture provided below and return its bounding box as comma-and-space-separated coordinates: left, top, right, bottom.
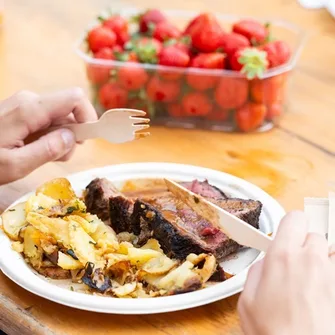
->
133, 124, 150, 131
130, 117, 150, 124
128, 109, 147, 117
135, 132, 150, 140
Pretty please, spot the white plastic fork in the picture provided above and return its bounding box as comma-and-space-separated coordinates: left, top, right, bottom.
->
27, 108, 150, 145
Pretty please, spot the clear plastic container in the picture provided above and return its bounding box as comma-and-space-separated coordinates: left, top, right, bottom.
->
76, 9, 307, 133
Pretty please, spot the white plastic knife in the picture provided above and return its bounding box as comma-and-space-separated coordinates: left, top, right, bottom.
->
164, 178, 272, 252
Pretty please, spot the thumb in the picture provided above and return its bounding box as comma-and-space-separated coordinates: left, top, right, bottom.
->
14, 128, 76, 174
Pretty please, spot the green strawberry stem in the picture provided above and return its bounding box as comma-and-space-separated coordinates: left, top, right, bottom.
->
238, 47, 268, 80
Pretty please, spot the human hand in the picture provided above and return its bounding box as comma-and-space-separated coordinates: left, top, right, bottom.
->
0, 88, 97, 185
238, 211, 335, 335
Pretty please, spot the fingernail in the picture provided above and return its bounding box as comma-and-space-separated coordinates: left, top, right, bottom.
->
60, 129, 75, 149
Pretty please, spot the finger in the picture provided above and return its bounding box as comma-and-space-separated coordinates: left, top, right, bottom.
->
242, 259, 264, 297
10, 129, 75, 178
329, 244, 335, 263
39, 87, 98, 123
303, 232, 328, 256
56, 146, 76, 162
268, 211, 308, 255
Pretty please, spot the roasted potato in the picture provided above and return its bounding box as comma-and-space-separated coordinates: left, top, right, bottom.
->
27, 212, 70, 248
128, 247, 162, 267
57, 251, 83, 270
68, 219, 102, 267
2, 202, 27, 240
36, 178, 76, 201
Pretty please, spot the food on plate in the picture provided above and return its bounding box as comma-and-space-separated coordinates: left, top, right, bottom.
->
5, 177, 262, 298
80, 8, 296, 132
86, 178, 262, 261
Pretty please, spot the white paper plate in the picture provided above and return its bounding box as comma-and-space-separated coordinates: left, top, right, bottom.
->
0, 163, 285, 314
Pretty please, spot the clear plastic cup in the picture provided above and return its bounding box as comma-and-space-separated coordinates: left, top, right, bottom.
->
76, 9, 307, 133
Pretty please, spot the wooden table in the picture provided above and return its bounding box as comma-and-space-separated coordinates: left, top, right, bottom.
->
0, 0, 334, 334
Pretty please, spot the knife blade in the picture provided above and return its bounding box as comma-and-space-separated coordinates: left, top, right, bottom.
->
164, 178, 272, 252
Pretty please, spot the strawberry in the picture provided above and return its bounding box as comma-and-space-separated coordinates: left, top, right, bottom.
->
183, 14, 201, 36
167, 103, 184, 118
182, 92, 213, 116
250, 74, 287, 104
114, 50, 138, 62
146, 76, 180, 102
206, 108, 230, 121
153, 21, 181, 42
99, 82, 128, 109
102, 15, 129, 46
86, 47, 114, 84
230, 47, 268, 79
217, 33, 250, 61
126, 37, 162, 64
233, 19, 268, 45
187, 53, 225, 91
215, 77, 248, 109
111, 45, 124, 54
164, 36, 192, 56
158, 45, 190, 80
87, 26, 117, 53
139, 9, 167, 33
266, 103, 282, 121
261, 40, 291, 68
118, 64, 149, 91
186, 13, 224, 52
236, 103, 267, 132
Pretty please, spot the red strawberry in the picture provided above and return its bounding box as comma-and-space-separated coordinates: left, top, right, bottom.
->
111, 45, 124, 53
87, 26, 117, 53
183, 14, 203, 36
266, 103, 283, 121
217, 33, 250, 60
187, 53, 225, 91
158, 45, 190, 80
236, 103, 267, 132
118, 65, 149, 91
126, 37, 162, 64
230, 47, 268, 79
153, 21, 181, 42
182, 92, 213, 116
206, 108, 230, 121
167, 103, 184, 118
99, 82, 128, 109
139, 9, 167, 33
233, 19, 268, 44
215, 77, 248, 109
86, 47, 114, 84
163, 36, 192, 56
102, 15, 129, 46
261, 40, 291, 68
146, 76, 180, 102
187, 13, 224, 52
114, 50, 138, 62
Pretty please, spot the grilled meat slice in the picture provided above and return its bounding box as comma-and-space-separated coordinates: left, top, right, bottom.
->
132, 191, 262, 260
180, 180, 228, 199
85, 178, 120, 221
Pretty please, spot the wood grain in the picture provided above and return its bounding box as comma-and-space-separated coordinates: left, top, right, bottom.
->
0, 0, 334, 334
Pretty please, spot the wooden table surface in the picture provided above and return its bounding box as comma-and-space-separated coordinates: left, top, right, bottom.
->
0, 0, 335, 334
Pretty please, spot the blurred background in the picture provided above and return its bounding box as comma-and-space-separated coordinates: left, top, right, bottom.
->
0, 0, 334, 98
